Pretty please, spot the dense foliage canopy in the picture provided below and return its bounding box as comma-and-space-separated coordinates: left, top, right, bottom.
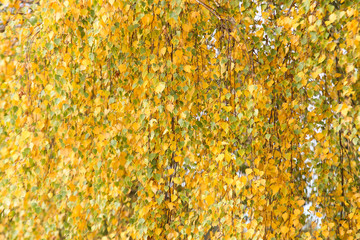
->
1, 0, 360, 239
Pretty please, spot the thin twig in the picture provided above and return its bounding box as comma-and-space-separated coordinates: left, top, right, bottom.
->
195, 0, 222, 20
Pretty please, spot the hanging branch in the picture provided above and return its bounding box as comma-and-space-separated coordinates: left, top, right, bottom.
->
195, 0, 222, 20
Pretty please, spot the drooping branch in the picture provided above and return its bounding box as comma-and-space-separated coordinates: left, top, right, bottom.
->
195, 0, 222, 20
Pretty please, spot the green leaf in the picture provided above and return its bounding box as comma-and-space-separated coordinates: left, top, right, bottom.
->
29, 16, 37, 26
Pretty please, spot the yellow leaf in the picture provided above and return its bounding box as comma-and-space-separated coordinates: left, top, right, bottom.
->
13, 93, 19, 102
329, 13, 337, 23
271, 184, 280, 195
224, 151, 232, 162
160, 47, 166, 56
142, 14, 152, 26
21, 130, 31, 140
139, 206, 149, 218
267, 80, 274, 87
245, 229, 254, 238
316, 212, 323, 218
183, 23, 193, 33
328, 42, 336, 51
167, 231, 179, 239
245, 168, 253, 175
73, 205, 82, 218
340, 103, 351, 116
132, 122, 140, 131
166, 103, 174, 112
168, 168, 175, 175
308, 15, 316, 24
149, 118, 157, 127
205, 194, 215, 205
230, 31, 240, 41
155, 82, 166, 93
79, 219, 87, 231
163, 129, 169, 136
155, 228, 162, 235
318, 54, 326, 63
240, 176, 247, 184
174, 50, 183, 63
45, 84, 54, 94
311, 68, 322, 79
167, 202, 175, 210
69, 195, 76, 202
248, 85, 256, 93
224, 106, 232, 112
225, 177, 233, 185
184, 65, 192, 73
219, 122, 229, 132
347, 8, 355, 17
150, 181, 158, 194
171, 194, 178, 202
281, 225, 289, 234
346, 64, 354, 73
173, 177, 181, 185
119, 64, 127, 73
94, 106, 101, 116
216, 154, 224, 162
